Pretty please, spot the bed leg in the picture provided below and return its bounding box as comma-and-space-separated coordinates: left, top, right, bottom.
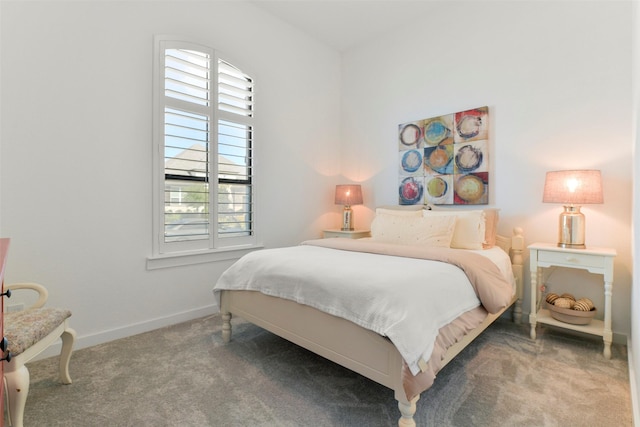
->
397, 395, 419, 427
222, 312, 232, 343
513, 298, 522, 324
511, 228, 525, 325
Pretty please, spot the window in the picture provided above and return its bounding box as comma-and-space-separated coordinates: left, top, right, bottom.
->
152, 37, 255, 257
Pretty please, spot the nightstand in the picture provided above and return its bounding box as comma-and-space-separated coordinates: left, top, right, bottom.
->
322, 229, 370, 239
528, 243, 616, 359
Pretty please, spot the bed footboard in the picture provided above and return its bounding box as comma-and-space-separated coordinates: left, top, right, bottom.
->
221, 289, 419, 426
219, 227, 525, 426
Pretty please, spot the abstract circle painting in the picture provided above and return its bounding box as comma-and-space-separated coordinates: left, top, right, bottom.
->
399, 177, 423, 204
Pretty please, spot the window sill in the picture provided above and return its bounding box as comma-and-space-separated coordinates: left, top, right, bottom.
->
146, 244, 263, 270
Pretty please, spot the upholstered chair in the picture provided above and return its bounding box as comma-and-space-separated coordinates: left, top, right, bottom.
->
2, 283, 75, 427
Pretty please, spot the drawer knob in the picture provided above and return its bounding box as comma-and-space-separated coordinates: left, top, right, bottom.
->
1, 351, 12, 363
0, 289, 11, 298
566, 257, 579, 263
0, 337, 7, 352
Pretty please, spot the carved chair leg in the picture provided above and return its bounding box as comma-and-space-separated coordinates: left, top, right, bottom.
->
5, 364, 30, 427
59, 327, 76, 384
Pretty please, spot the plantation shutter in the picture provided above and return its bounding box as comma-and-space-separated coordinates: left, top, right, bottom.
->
163, 47, 212, 244
216, 59, 254, 238
156, 38, 255, 253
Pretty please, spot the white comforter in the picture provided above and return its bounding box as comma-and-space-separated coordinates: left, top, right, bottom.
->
213, 239, 513, 375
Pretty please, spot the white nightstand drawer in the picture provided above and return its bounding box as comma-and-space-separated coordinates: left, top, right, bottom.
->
323, 229, 370, 239
538, 250, 604, 269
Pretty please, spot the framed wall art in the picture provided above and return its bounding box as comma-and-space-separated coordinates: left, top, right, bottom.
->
398, 106, 489, 205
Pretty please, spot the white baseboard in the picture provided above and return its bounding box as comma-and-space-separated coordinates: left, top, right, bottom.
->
628, 336, 639, 427
31, 305, 219, 362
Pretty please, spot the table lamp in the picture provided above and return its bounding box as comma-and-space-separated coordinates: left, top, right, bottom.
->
542, 170, 603, 249
335, 185, 363, 231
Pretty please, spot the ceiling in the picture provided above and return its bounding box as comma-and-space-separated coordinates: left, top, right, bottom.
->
250, 1, 441, 52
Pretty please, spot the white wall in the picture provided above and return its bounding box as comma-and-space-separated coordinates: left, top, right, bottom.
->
341, 1, 633, 338
0, 0, 635, 373
632, 0, 639, 419
0, 1, 342, 349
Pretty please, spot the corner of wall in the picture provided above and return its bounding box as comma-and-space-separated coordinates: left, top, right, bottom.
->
628, 336, 640, 426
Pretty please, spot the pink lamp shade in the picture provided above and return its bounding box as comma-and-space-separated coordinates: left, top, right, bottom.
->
542, 170, 603, 205
334, 185, 363, 207
542, 170, 603, 249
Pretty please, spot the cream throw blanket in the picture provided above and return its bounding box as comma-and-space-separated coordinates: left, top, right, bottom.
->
214, 238, 513, 375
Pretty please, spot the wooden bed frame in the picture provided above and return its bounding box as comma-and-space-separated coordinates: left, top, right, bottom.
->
220, 228, 524, 427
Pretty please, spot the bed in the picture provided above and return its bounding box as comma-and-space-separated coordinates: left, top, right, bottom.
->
213, 207, 524, 426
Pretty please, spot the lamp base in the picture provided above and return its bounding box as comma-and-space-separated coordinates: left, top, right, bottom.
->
557, 205, 586, 249
341, 206, 354, 231
558, 242, 586, 249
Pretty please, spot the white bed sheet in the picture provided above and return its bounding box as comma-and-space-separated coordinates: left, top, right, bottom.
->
214, 244, 511, 375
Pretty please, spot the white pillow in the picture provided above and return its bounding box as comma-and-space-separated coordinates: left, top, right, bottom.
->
423, 209, 486, 249
370, 213, 457, 247
375, 207, 423, 217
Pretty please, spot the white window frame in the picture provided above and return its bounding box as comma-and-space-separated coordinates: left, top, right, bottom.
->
148, 35, 259, 269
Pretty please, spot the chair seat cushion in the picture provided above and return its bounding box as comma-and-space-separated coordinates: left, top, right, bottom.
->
4, 308, 72, 356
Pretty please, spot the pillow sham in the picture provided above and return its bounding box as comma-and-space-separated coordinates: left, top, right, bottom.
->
423, 209, 486, 250
375, 207, 423, 217
370, 213, 457, 247
423, 207, 500, 249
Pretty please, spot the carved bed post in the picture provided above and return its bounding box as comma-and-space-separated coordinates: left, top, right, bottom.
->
511, 227, 525, 324
397, 395, 419, 427
222, 312, 232, 343
220, 292, 233, 343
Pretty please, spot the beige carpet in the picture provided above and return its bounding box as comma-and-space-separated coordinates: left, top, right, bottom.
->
19, 315, 632, 426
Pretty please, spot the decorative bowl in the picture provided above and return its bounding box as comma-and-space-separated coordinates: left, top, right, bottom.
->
546, 302, 596, 325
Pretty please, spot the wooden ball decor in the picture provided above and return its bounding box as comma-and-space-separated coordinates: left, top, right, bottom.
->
545, 293, 560, 305
573, 298, 595, 312
553, 297, 574, 309
545, 293, 596, 325
560, 293, 576, 301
